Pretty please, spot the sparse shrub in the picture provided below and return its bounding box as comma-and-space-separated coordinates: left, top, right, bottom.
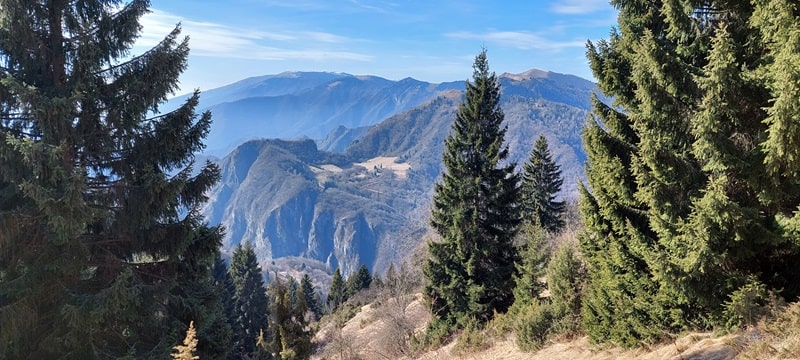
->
374, 301, 417, 357
767, 301, 800, 356
510, 243, 586, 352
453, 317, 489, 354
724, 277, 769, 330
369, 262, 423, 357
486, 310, 514, 338
326, 324, 362, 360
515, 300, 555, 352
415, 317, 453, 350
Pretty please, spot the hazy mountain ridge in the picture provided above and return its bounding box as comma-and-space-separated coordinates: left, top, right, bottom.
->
169, 72, 464, 155
200, 70, 597, 276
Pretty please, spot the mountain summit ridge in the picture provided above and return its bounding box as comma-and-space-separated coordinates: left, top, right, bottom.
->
166, 69, 596, 156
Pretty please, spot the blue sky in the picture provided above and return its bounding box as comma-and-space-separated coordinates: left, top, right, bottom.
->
135, 0, 618, 94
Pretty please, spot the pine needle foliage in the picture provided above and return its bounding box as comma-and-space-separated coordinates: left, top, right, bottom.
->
346, 264, 373, 298
300, 273, 322, 320
521, 135, 566, 233
267, 275, 312, 360
581, 0, 800, 346
511, 224, 549, 312
0, 1, 223, 358
229, 241, 269, 358
327, 268, 347, 311
424, 49, 521, 330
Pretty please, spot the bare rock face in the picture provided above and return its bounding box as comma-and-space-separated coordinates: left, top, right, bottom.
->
203, 138, 399, 277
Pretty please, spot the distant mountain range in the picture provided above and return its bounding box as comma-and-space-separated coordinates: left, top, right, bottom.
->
167, 71, 464, 155
192, 70, 601, 277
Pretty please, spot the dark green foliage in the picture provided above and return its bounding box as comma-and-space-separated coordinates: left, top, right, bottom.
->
521, 135, 566, 232
300, 273, 322, 320
212, 253, 239, 360
267, 275, 312, 360
169, 227, 233, 360
545, 245, 585, 335
511, 225, 549, 311
452, 316, 489, 354
514, 300, 555, 352
229, 242, 269, 358
512, 243, 585, 352
0, 1, 222, 358
346, 264, 373, 297
416, 317, 453, 349
723, 277, 769, 330
213, 254, 237, 325
327, 268, 347, 310
424, 49, 521, 330
580, 0, 800, 346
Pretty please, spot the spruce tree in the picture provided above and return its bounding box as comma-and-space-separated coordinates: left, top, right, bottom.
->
424, 49, 521, 328
510, 224, 549, 311
545, 245, 584, 325
268, 275, 312, 360
521, 135, 566, 233
0, 1, 221, 357
346, 264, 373, 298
581, 1, 800, 346
327, 268, 346, 310
170, 226, 232, 359
300, 273, 322, 320
229, 242, 269, 358
213, 253, 237, 326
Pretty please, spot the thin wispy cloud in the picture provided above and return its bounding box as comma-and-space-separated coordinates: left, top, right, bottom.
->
232, 48, 373, 62
303, 31, 350, 43
446, 31, 586, 51
254, 0, 399, 15
550, 0, 612, 14
253, 0, 329, 11
142, 1, 613, 90
347, 0, 398, 14
137, 9, 372, 62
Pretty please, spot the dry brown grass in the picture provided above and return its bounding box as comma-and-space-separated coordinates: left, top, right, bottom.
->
314, 295, 800, 360
312, 293, 430, 360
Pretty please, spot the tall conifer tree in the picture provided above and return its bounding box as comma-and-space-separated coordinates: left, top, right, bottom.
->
521, 135, 566, 233
327, 268, 346, 310
511, 225, 548, 310
268, 275, 312, 360
213, 253, 237, 327
300, 273, 322, 320
581, 0, 800, 346
0, 1, 222, 357
346, 264, 373, 298
170, 227, 232, 359
229, 242, 269, 358
424, 49, 520, 328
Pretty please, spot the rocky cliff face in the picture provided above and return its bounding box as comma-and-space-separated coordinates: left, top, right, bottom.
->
203, 137, 419, 276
